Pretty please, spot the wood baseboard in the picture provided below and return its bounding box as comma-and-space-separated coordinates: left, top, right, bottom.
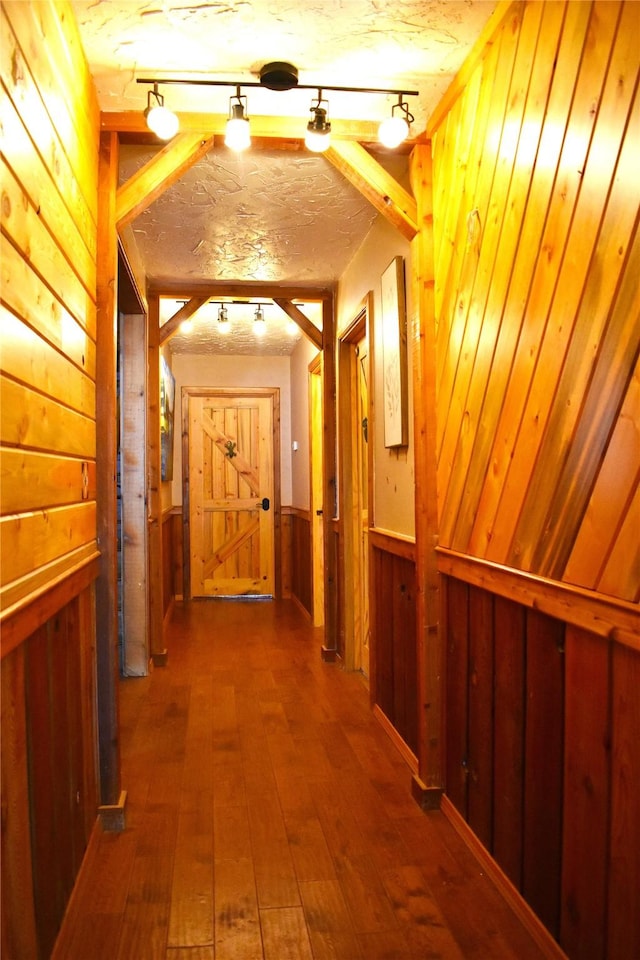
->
321, 645, 338, 662
440, 795, 568, 960
151, 649, 168, 667
373, 705, 418, 773
291, 592, 312, 621
98, 790, 127, 832
411, 773, 442, 810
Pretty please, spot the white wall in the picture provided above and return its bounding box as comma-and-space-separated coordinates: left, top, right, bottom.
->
170, 353, 293, 506
337, 215, 415, 539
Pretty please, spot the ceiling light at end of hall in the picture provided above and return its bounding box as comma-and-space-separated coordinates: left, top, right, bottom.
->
139, 64, 417, 150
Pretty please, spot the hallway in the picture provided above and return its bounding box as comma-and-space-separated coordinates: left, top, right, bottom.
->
53, 600, 548, 960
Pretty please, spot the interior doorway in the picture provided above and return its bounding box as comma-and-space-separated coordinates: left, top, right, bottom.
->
309, 355, 324, 626
338, 294, 373, 675
184, 388, 279, 599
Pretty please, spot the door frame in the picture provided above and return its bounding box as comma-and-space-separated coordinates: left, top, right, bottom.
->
337, 292, 374, 672
309, 353, 324, 626
181, 386, 281, 600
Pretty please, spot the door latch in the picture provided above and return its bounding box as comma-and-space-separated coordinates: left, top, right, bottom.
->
256, 497, 270, 511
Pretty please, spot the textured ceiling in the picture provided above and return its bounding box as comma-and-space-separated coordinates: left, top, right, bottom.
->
73, 0, 497, 354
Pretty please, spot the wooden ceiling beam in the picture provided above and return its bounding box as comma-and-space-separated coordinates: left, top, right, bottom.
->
325, 140, 418, 241
102, 111, 397, 144
273, 298, 323, 349
116, 132, 215, 229
159, 296, 211, 345
147, 279, 334, 301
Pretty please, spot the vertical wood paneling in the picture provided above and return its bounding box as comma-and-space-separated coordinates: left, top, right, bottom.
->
492, 596, 525, 889
608, 643, 640, 958
291, 513, 313, 616
445, 577, 469, 817
0, 647, 38, 959
466, 586, 493, 849
439, 0, 547, 545
430, 0, 639, 604
563, 354, 640, 597
523, 610, 564, 938
371, 545, 418, 755
561, 626, 610, 960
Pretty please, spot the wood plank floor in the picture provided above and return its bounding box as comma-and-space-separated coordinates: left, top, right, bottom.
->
53, 600, 549, 959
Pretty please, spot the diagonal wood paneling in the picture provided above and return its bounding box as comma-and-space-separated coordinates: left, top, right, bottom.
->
430, 0, 639, 603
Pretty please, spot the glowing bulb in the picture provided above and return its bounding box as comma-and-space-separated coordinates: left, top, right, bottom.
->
145, 104, 179, 140
180, 319, 193, 333
378, 115, 409, 149
305, 128, 331, 153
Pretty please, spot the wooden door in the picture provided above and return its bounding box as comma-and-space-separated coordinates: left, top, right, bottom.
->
188, 393, 274, 598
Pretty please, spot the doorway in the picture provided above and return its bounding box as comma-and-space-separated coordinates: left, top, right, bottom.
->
309, 355, 324, 626
338, 294, 373, 675
184, 388, 279, 599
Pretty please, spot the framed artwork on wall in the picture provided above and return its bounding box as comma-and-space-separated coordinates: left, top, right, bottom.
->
160, 355, 175, 481
380, 255, 408, 447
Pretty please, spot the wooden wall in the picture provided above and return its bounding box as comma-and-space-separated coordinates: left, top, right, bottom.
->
289, 509, 313, 618
443, 575, 640, 960
1, 1, 100, 955
426, 2, 639, 955
429, 0, 639, 600
370, 531, 418, 759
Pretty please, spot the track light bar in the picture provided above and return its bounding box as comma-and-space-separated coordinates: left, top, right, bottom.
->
138, 64, 418, 149
137, 75, 418, 98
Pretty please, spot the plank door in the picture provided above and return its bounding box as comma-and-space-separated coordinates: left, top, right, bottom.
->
189, 394, 274, 598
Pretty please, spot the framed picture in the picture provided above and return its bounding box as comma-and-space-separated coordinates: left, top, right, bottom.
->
380, 256, 408, 447
160, 355, 175, 481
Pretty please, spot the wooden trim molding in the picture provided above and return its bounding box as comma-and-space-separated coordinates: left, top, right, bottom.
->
369, 528, 416, 562
373, 705, 418, 774
437, 548, 640, 652
440, 795, 569, 960
1, 552, 100, 659
284, 505, 312, 522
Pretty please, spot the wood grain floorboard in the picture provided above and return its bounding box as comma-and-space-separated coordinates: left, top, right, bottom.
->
52, 599, 551, 959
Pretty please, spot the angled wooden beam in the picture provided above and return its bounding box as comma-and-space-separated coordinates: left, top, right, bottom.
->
325, 140, 418, 241
116, 132, 215, 229
272, 298, 322, 349
118, 224, 148, 314
159, 296, 211, 345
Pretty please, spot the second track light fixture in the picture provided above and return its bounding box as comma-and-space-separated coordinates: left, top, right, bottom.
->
305, 91, 332, 153
138, 63, 417, 149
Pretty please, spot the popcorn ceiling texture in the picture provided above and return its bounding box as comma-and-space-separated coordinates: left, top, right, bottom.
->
75, 0, 496, 353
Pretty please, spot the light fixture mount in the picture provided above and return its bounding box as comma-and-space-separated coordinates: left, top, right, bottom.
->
259, 62, 299, 91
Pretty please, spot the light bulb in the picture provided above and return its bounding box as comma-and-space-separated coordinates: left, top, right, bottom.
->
378, 115, 409, 149
305, 128, 331, 153
145, 104, 179, 140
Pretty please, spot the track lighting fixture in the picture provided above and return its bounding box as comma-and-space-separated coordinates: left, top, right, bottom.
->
144, 83, 179, 140
378, 95, 414, 148
254, 305, 265, 323
217, 303, 229, 323
138, 65, 418, 150
225, 87, 251, 151
305, 91, 331, 153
